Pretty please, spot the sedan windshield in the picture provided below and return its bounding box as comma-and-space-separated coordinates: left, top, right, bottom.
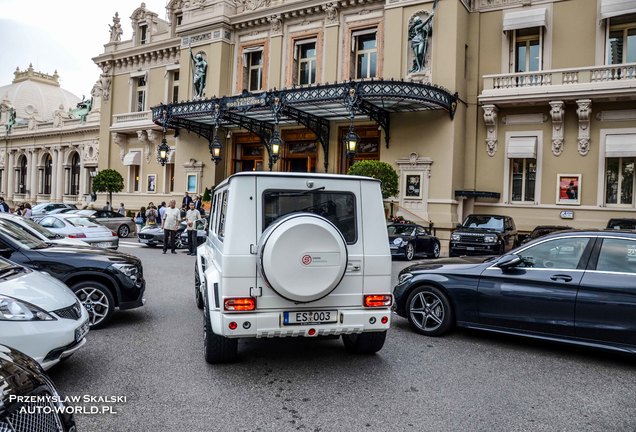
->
463, 215, 504, 231
16, 217, 61, 240
387, 225, 415, 235
0, 221, 48, 249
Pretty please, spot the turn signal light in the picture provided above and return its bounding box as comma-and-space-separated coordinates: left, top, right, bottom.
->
364, 294, 392, 308
224, 297, 256, 311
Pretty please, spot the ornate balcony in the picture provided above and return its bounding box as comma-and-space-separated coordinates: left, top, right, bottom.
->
111, 110, 155, 132
480, 63, 636, 106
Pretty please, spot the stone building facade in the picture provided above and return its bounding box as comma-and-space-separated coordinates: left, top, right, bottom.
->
93, 0, 636, 251
0, 65, 100, 208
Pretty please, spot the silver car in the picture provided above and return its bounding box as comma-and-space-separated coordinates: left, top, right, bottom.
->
37, 214, 119, 249
0, 213, 90, 247
71, 209, 136, 238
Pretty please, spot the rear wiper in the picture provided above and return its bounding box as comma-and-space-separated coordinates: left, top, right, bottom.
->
273, 186, 326, 197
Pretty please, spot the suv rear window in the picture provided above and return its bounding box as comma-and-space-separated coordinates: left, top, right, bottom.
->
263, 190, 357, 243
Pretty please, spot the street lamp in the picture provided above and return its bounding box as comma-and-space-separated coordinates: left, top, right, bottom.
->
269, 130, 282, 169
210, 134, 222, 164
157, 137, 170, 166
157, 108, 170, 166
344, 124, 359, 162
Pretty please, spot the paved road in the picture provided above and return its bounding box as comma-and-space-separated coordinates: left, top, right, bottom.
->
48, 239, 636, 432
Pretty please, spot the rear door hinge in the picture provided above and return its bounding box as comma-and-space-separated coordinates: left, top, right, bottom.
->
250, 286, 262, 297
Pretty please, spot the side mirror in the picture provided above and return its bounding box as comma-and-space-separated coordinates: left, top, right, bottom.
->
495, 254, 522, 269
456, 223, 462, 229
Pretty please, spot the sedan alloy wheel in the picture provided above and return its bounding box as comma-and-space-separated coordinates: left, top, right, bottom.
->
117, 224, 130, 238
405, 243, 415, 261
406, 286, 453, 336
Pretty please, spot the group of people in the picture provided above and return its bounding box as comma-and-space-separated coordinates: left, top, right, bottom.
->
133, 192, 204, 255
0, 197, 31, 217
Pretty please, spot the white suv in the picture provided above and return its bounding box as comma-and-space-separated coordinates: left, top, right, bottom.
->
196, 172, 392, 363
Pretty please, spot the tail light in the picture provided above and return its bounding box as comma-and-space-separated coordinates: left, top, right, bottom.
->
224, 297, 256, 311
364, 294, 392, 308
111, 231, 118, 237
68, 233, 86, 238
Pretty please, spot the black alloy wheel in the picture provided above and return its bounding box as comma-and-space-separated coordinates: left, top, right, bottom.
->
406, 286, 454, 336
404, 243, 415, 261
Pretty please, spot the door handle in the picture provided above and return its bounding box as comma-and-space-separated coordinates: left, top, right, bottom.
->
550, 274, 573, 282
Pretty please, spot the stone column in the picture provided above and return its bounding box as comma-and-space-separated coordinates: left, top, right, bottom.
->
28, 149, 38, 202
55, 147, 65, 200
51, 148, 59, 199
6, 151, 15, 202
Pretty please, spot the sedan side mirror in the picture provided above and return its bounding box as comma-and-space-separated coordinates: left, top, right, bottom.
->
495, 254, 522, 269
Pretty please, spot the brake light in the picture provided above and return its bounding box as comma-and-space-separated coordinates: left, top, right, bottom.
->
111, 231, 118, 237
68, 233, 87, 238
224, 297, 256, 311
364, 294, 392, 308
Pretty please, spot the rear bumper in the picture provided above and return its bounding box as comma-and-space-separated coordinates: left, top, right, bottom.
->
211, 308, 391, 338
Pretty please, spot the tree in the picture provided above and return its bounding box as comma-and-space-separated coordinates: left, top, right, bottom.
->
347, 160, 399, 199
92, 169, 124, 209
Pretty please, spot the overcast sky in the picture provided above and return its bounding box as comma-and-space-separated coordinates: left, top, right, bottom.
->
0, 0, 168, 99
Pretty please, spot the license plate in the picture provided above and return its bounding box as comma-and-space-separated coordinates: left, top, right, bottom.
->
94, 242, 112, 248
75, 320, 90, 342
283, 310, 338, 326
467, 246, 475, 251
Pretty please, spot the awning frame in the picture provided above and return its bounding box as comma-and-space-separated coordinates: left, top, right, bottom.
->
152, 79, 458, 172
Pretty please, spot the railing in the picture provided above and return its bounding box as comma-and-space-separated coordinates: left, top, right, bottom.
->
112, 110, 152, 125
483, 63, 636, 91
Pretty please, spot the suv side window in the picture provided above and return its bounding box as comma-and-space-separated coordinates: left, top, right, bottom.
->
262, 190, 357, 243
40, 217, 56, 228
218, 191, 228, 240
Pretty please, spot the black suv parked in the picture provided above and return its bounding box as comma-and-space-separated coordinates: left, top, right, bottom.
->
0, 219, 145, 329
449, 214, 518, 256
606, 218, 636, 231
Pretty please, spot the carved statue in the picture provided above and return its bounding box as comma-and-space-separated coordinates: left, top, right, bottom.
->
4, 107, 15, 135
408, 13, 434, 73
109, 12, 123, 42
190, 46, 208, 98
100, 64, 112, 101
70, 97, 92, 124
269, 14, 282, 33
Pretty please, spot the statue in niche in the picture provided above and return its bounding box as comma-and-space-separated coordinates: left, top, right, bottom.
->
4, 107, 15, 135
190, 46, 208, 98
408, 0, 438, 74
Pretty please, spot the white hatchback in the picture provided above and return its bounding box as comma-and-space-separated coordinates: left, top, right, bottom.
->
0, 259, 89, 370
196, 172, 392, 363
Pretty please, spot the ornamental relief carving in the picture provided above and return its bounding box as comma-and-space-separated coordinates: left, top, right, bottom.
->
482, 105, 498, 157
234, 0, 272, 13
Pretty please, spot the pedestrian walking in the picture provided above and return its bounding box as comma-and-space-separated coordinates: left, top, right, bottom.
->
23, 203, 32, 219
182, 191, 192, 208
135, 206, 146, 233
0, 197, 8, 213
161, 200, 181, 254
185, 201, 201, 256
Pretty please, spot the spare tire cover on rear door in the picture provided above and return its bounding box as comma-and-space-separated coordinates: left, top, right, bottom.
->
258, 212, 348, 303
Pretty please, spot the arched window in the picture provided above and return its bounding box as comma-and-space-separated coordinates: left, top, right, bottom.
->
17, 156, 27, 194
44, 154, 53, 195
70, 153, 80, 195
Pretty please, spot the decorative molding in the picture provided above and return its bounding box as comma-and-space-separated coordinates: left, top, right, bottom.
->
234, 0, 272, 13
146, 129, 162, 164
576, 99, 592, 156
324, 2, 338, 25
268, 14, 283, 34
483, 104, 498, 157
112, 133, 128, 161
137, 130, 152, 163
83, 140, 99, 165
549, 101, 565, 157
596, 109, 636, 122
501, 113, 547, 125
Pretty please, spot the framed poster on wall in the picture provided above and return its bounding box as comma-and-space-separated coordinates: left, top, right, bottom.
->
405, 174, 423, 199
147, 174, 156, 193
556, 174, 581, 205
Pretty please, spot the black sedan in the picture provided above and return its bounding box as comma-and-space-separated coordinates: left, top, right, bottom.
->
0, 345, 76, 431
0, 219, 145, 329
393, 230, 636, 354
387, 223, 440, 260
